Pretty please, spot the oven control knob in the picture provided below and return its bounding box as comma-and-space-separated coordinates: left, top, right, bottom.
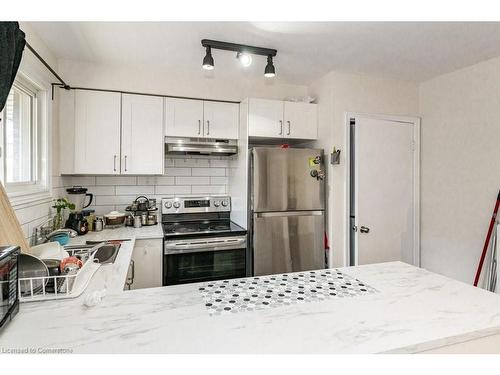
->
164, 201, 172, 209
213, 201, 220, 207
173, 201, 181, 209
221, 200, 228, 207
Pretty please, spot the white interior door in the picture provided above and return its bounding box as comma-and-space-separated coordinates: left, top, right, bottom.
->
353, 116, 417, 266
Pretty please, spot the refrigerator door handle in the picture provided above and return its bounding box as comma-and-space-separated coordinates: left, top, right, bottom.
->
254, 210, 324, 218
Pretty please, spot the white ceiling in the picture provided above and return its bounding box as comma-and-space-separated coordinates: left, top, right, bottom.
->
27, 22, 500, 85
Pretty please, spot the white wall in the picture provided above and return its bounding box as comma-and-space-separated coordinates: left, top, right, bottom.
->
419, 56, 500, 283
57, 59, 308, 102
308, 71, 419, 267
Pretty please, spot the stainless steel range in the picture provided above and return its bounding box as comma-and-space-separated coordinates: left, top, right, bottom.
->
162, 196, 247, 286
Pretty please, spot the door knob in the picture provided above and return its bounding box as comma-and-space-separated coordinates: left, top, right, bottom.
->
360, 226, 370, 233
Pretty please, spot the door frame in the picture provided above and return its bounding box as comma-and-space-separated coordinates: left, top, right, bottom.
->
344, 112, 421, 267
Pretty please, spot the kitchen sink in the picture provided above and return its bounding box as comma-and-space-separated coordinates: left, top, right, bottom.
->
93, 243, 120, 264
63, 242, 121, 264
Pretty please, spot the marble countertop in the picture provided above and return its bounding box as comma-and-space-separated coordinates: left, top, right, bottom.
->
3, 261, 500, 353
69, 224, 164, 245
64, 224, 163, 295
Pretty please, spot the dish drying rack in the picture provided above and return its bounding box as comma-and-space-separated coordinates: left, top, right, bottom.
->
19, 244, 102, 302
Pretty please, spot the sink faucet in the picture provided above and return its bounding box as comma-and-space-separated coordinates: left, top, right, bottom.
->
32, 218, 78, 246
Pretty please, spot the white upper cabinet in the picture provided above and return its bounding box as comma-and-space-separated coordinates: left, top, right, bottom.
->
121, 94, 164, 175
283, 102, 318, 140
248, 98, 284, 138
248, 98, 318, 140
203, 101, 239, 139
165, 98, 204, 138
74, 90, 121, 174
60, 90, 165, 175
165, 98, 239, 139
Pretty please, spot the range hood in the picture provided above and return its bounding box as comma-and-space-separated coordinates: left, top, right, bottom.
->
165, 137, 238, 156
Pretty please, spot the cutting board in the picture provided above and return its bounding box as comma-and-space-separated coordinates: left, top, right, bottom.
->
0, 182, 30, 252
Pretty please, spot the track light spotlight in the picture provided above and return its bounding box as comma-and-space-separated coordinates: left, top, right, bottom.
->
202, 47, 214, 70
264, 56, 276, 78
236, 52, 252, 67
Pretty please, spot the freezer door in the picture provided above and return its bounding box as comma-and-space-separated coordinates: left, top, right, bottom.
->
253, 211, 325, 276
252, 147, 325, 212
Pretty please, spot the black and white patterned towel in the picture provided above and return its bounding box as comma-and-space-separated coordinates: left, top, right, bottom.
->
198, 269, 377, 315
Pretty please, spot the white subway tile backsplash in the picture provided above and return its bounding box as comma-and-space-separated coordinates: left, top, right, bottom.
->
91, 205, 116, 215
15, 201, 52, 226
54, 156, 231, 215
71, 176, 96, 186
52, 187, 66, 199
116, 185, 154, 195
175, 176, 210, 185
174, 158, 209, 168
192, 168, 226, 177
95, 195, 138, 205
191, 185, 226, 195
210, 176, 229, 185
209, 159, 230, 168
52, 176, 64, 188
87, 186, 116, 196
165, 167, 191, 176
96, 176, 137, 185
155, 176, 175, 185
164, 158, 176, 167
155, 185, 192, 195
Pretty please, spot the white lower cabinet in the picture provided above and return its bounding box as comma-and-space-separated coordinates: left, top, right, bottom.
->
127, 238, 163, 290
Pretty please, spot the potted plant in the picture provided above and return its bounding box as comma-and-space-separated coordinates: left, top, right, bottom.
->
52, 198, 75, 230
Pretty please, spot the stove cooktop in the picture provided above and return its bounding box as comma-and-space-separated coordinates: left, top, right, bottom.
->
162, 220, 246, 238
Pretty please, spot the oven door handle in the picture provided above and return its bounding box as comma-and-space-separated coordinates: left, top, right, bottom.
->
164, 237, 247, 254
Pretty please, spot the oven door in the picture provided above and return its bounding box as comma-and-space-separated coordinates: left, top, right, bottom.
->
164, 236, 247, 286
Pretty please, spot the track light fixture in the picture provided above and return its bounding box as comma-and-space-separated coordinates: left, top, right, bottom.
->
202, 46, 214, 70
201, 39, 277, 78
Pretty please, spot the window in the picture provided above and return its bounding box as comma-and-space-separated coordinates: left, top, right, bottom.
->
0, 73, 48, 201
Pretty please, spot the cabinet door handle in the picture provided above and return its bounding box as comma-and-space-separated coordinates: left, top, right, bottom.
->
113, 155, 117, 172
360, 226, 370, 234
206, 120, 210, 136
287, 121, 291, 135
279, 120, 283, 135
198, 120, 201, 135
124, 155, 127, 172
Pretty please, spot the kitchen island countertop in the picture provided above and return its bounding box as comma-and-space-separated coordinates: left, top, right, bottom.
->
2, 261, 500, 353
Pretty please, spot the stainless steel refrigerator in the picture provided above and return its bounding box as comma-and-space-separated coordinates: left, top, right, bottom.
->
250, 147, 326, 276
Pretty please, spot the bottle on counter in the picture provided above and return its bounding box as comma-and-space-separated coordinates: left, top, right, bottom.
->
94, 217, 104, 232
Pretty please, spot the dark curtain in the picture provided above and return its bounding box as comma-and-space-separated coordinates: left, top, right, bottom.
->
0, 22, 26, 112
